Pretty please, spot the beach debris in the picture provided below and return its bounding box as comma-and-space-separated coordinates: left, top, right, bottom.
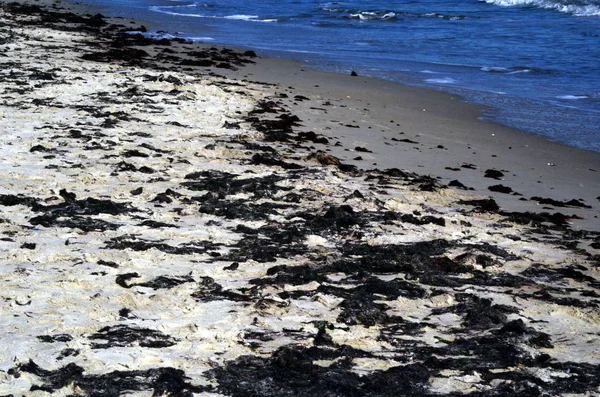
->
488, 184, 513, 194
88, 325, 177, 349
459, 198, 500, 212
531, 196, 592, 208
484, 169, 505, 179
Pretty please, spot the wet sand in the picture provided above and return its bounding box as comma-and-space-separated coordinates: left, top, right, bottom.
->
222, 56, 600, 230
1, 1, 600, 395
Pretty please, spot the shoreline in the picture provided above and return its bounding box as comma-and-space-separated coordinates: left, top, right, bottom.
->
1, 1, 600, 395
60, 0, 600, 229
56, 0, 600, 156
205, 48, 600, 230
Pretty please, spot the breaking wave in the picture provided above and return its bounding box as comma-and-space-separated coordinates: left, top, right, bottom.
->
320, 7, 469, 21
481, 0, 600, 16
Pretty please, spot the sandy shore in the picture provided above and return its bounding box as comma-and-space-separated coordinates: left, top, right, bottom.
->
1, 1, 600, 395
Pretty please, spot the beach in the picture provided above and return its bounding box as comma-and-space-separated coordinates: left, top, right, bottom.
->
1, 1, 600, 395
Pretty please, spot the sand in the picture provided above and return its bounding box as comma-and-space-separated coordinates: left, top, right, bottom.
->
0, 1, 600, 396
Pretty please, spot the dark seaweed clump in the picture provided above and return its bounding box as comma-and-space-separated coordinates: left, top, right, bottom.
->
88, 325, 177, 349
12, 360, 206, 396
207, 345, 430, 397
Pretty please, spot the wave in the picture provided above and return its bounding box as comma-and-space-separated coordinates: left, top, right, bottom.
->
150, 6, 278, 22
557, 94, 591, 99
425, 77, 457, 84
481, 66, 556, 75
481, 0, 600, 16
320, 7, 469, 21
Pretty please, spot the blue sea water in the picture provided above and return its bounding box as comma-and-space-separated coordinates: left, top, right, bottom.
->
79, 0, 600, 152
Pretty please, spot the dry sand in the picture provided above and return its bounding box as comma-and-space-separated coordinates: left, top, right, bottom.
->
0, 1, 599, 396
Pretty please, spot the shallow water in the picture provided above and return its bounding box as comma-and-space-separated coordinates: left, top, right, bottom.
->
80, 0, 600, 152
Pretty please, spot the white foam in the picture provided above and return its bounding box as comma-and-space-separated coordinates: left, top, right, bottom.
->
223, 14, 259, 21
481, 66, 510, 72
426, 77, 457, 84
187, 36, 215, 41
557, 94, 591, 99
481, 0, 600, 16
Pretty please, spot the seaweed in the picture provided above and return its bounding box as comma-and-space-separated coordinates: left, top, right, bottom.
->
30, 213, 121, 232
182, 170, 293, 199
88, 324, 177, 349
531, 196, 592, 208
191, 276, 254, 302
37, 334, 73, 343
337, 291, 398, 327
430, 294, 518, 330
14, 360, 205, 396
115, 273, 195, 289
459, 198, 500, 213
251, 153, 304, 170
106, 235, 218, 255
208, 345, 431, 397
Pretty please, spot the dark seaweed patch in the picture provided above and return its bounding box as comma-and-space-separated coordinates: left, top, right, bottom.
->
106, 235, 218, 255
182, 170, 292, 199
501, 211, 572, 227
430, 294, 518, 330
14, 360, 205, 396
33, 190, 132, 216
459, 198, 500, 213
0, 194, 38, 207
191, 276, 254, 302
488, 184, 513, 194
297, 131, 329, 144
116, 273, 194, 289
337, 291, 398, 327
15, 190, 133, 231
30, 213, 120, 232
198, 197, 291, 221
531, 196, 592, 208
88, 324, 177, 348
37, 334, 73, 343
484, 169, 504, 180
399, 213, 446, 227
251, 153, 304, 170
208, 345, 431, 397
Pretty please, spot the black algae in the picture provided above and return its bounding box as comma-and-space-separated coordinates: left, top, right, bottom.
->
251, 153, 304, 170
183, 170, 293, 199
30, 214, 120, 232
501, 211, 572, 227
37, 334, 73, 343
459, 198, 500, 212
191, 277, 254, 302
484, 169, 505, 180
88, 324, 177, 348
198, 198, 291, 221
15, 360, 205, 396
531, 196, 592, 208
116, 273, 194, 289
0, 194, 38, 207
431, 294, 518, 330
399, 213, 446, 227
337, 291, 397, 326
488, 184, 513, 194
208, 345, 431, 397
106, 235, 218, 255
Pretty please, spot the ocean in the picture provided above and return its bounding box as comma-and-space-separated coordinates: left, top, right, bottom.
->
78, 0, 600, 153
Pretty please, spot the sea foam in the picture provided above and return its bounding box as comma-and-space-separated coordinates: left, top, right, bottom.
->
482, 0, 600, 16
